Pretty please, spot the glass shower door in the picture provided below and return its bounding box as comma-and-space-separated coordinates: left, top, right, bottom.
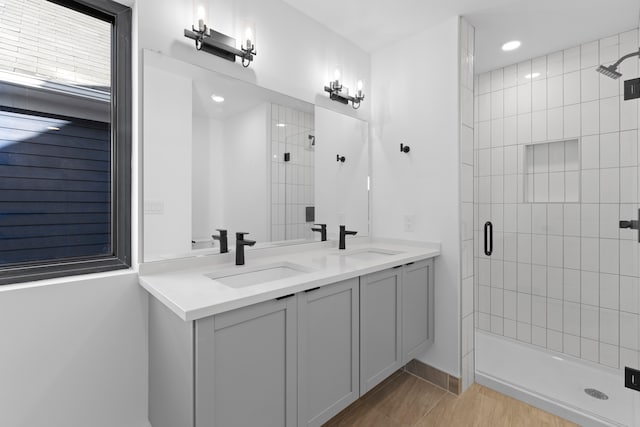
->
474, 30, 640, 424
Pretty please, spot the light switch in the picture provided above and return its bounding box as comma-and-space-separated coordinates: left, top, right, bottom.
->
144, 200, 164, 214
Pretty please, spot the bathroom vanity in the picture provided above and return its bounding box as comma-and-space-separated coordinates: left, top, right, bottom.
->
141, 240, 438, 427
139, 47, 438, 427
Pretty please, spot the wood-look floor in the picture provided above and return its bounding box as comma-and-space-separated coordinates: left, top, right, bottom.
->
322, 371, 578, 427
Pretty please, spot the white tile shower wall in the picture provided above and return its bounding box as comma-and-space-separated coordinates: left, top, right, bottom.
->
270, 104, 315, 241
460, 17, 475, 392
474, 28, 640, 370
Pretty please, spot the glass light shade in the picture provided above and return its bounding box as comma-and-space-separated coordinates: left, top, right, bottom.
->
238, 21, 256, 51
193, 0, 209, 32
356, 80, 364, 98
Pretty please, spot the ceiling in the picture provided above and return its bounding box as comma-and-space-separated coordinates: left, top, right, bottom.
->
282, 0, 639, 73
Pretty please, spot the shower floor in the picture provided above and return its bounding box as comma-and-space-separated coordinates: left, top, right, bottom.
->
476, 331, 639, 427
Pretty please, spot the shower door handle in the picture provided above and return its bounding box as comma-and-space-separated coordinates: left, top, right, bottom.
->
484, 221, 493, 256
619, 209, 640, 242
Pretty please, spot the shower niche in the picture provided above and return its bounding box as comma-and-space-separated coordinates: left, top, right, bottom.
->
524, 139, 580, 203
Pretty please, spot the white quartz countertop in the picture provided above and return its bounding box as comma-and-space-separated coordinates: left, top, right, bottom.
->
139, 239, 440, 321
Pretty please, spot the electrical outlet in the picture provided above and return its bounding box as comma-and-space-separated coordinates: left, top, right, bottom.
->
404, 214, 415, 232
625, 366, 640, 392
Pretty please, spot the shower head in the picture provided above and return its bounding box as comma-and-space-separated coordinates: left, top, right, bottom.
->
596, 47, 640, 79
596, 64, 622, 80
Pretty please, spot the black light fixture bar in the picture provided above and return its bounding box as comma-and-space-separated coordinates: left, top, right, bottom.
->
324, 85, 365, 109
184, 27, 256, 67
324, 86, 349, 104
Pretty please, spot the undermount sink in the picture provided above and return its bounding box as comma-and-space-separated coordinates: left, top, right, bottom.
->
206, 262, 314, 289
332, 248, 403, 261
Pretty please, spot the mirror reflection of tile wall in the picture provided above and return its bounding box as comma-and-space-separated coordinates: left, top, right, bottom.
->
270, 104, 315, 241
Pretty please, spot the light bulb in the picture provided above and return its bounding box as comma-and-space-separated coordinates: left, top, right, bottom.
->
356, 80, 364, 98
501, 40, 521, 51
194, 3, 207, 32
244, 27, 254, 50
330, 68, 342, 91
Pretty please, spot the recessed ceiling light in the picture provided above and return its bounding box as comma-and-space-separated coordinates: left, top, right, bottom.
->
211, 94, 225, 103
276, 123, 286, 127
47, 126, 60, 131
525, 73, 541, 79
502, 40, 521, 51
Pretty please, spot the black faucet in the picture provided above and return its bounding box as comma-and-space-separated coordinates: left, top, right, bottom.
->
212, 229, 228, 253
339, 225, 357, 250
235, 232, 256, 265
311, 223, 327, 241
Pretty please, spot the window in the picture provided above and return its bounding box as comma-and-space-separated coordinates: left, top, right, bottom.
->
0, 0, 131, 284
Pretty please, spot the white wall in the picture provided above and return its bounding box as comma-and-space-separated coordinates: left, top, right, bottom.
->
370, 17, 461, 376
222, 103, 270, 242
315, 106, 369, 238
0, 272, 148, 427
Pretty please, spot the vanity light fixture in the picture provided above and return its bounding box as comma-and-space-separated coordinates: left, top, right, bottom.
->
276, 123, 286, 127
502, 40, 521, 51
324, 70, 365, 109
211, 94, 225, 103
184, 1, 256, 67
525, 72, 540, 79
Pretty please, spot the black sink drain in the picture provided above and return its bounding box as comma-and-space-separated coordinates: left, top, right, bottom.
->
584, 388, 609, 400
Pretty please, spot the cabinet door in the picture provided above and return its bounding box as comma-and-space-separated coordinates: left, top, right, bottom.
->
402, 259, 435, 364
195, 295, 297, 427
298, 278, 359, 427
360, 267, 402, 394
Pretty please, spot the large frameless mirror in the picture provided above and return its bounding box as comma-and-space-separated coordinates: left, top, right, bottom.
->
142, 50, 369, 262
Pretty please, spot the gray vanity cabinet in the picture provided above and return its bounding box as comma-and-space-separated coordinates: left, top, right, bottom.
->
195, 296, 298, 427
402, 259, 435, 364
297, 278, 360, 427
148, 256, 436, 427
359, 267, 403, 394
